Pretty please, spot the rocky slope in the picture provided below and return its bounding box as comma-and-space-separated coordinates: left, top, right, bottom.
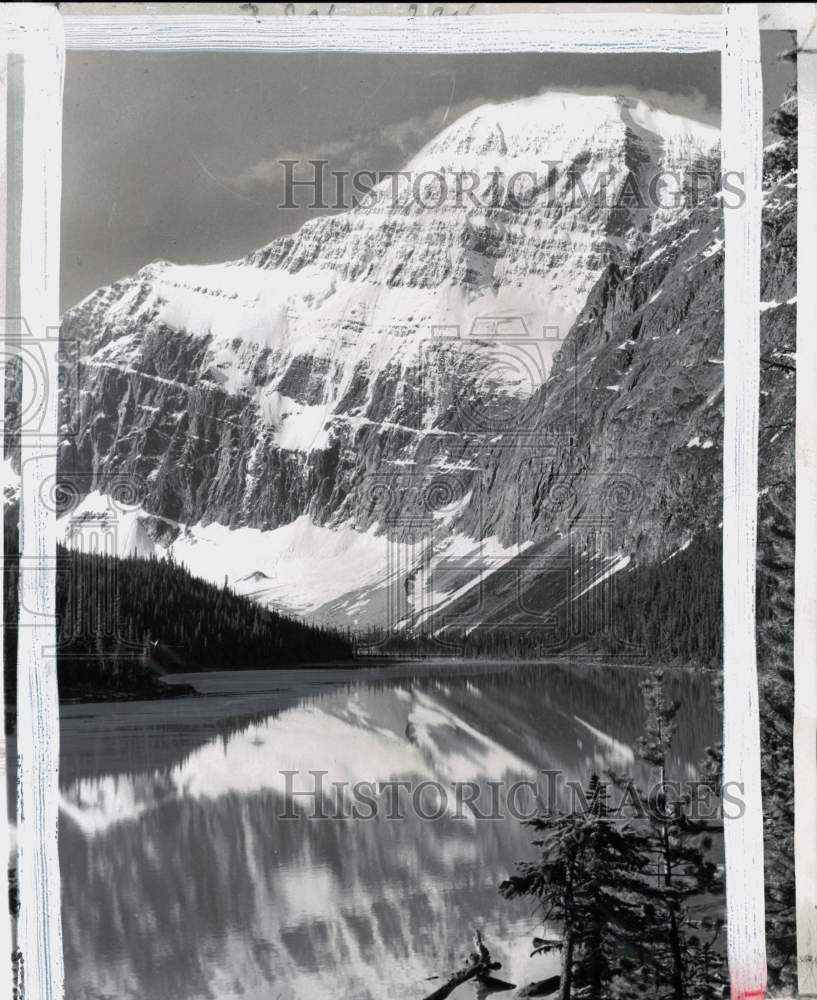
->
417, 95, 795, 648
29, 83, 797, 996
754, 90, 797, 995
51, 88, 789, 639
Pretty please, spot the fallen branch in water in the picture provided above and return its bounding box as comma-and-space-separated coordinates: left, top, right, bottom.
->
421, 929, 515, 1000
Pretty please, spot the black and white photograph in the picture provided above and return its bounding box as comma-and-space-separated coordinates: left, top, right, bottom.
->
0, 7, 808, 1000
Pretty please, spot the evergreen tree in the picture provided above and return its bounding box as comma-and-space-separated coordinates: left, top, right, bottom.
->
502, 675, 728, 1000
622, 670, 727, 999
3, 519, 353, 711
500, 774, 651, 1000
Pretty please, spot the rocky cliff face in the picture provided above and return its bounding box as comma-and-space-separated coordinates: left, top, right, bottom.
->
51, 89, 794, 635
422, 94, 795, 641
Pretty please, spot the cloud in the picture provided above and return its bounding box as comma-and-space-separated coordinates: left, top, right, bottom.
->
221, 86, 718, 199
551, 84, 720, 127
231, 137, 363, 193
226, 97, 487, 196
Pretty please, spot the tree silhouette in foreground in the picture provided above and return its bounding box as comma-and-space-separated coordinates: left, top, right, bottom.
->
501, 775, 652, 1000
501, 671, 727, 1000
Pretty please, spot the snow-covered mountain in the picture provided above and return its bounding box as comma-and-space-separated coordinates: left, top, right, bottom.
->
51, 90, 794, 637
69, 92, 718, 401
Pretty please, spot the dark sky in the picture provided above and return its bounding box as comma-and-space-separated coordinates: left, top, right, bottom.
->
60, 34, 796, 312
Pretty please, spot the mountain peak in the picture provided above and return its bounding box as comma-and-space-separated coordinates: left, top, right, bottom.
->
409, 89, 718, 176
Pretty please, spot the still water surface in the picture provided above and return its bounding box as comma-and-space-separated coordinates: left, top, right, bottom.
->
58, 660, 721, 1000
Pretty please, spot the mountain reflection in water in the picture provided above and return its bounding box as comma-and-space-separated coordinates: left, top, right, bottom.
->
58, 661, 721, 1000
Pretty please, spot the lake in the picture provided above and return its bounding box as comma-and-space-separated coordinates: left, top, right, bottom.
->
57, 660, 722, 1000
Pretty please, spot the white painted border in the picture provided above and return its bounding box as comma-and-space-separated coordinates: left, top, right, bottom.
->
721, 6, 767, 996
6, 4, 806, 999
58, 12, 724, 53
4, 7, 66, 1000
